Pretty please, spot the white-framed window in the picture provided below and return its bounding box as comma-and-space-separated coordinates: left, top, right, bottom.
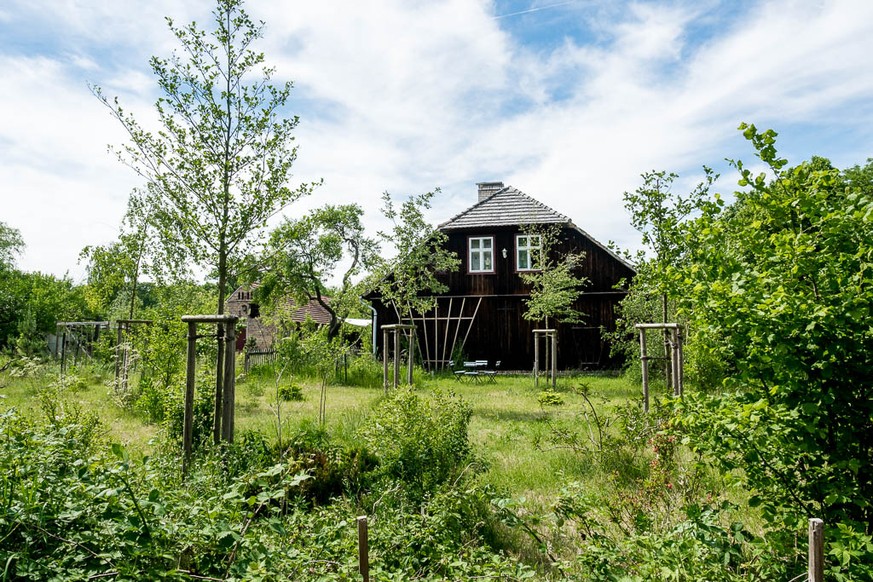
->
516, 234, 542, 271
468, 236, 494, 273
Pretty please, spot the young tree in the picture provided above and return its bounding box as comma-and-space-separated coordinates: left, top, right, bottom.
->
519, 225, 588, 326
622, 168, 718, 382
257, 204, 379, 340
371, 190, 460, 320
92, 0, 313, 317
93, 0, 314, 424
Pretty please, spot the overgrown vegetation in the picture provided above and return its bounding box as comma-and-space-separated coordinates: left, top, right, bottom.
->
0, 0, 869, 574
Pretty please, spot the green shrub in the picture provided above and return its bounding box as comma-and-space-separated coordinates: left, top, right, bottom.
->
537, 389, 564, 406
278, 383, 303, 401
359, 387, 472, 502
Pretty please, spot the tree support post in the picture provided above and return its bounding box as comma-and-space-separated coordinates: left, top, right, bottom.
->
809, 518, 824, 582
358, 515, 370, 582
115, 323, 123, 390
638, 327, 649, 413
181, 314, 239, 475
60, 331, 67, 376
214, 325, 224, 445
183, 321, 197, 474
534, 333, 540, 387
381, 324, 416, 391
636, 323, 683, 412
551, 331, 557, 388
406, 328, 414, 386
670, 327, 684, 396
383, 327, 389, 394
393, 326, 400, 389
533, 329, 557, 388
221, 321, 236, 443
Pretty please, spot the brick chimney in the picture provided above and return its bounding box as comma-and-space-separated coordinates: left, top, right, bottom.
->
476, 181, 504, 202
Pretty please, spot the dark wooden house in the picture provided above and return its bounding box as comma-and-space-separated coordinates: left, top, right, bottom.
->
369, 182, 636, 370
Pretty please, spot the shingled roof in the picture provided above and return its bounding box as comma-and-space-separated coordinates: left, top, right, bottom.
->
438, 183, 636, 271
438, 185, 572, 230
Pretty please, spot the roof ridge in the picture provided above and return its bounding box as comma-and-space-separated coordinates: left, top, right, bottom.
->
440, 184, 571, 230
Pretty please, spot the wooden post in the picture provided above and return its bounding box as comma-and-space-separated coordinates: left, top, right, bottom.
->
383, 328, 389, 394
674, 327, 685, 398
393, 327, 400, 390
221, 322, 236, 443
639, 328, 649, 413
213, 326, 223, 446
60, 331, 67, 375
809, 518, 824, 582
357, 515, 369, 582
183, 321, 197, 474
406, 329, 414, 386
550, 330, 557, 388
534, 332, 540, 387
671, 328, 680, 396
180, 315, 238, 461
114, 323, 123, 391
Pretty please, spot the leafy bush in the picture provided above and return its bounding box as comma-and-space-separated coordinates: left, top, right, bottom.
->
0, 400, 535, 581
537, 389, 564, 406
359, 387, 472, 502
278, 383, 303, 401
162, 374, 214, 451
344, 351, 383, 388
670, 130, 873, 531
282, 420, 377, 504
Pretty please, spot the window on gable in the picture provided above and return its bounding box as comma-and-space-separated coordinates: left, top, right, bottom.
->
516, 234, 542, 271
469, 236, 494, 273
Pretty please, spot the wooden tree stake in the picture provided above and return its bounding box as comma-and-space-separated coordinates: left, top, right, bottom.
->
357, 515, 369, 582
809, 518, 824, 582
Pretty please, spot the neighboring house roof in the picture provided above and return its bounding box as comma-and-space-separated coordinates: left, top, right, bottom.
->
288, 297, 333, 326
439, 186, 571, 230
439, 184, 636, 272
226, 284, 333, 325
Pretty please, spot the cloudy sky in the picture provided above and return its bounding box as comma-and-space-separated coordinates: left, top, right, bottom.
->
2, 0, 872, 280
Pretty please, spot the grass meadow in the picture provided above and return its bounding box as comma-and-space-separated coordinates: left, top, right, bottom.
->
1, 354, 669, 503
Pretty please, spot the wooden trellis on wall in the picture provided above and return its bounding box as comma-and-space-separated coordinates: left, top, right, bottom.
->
395, 297, 483, 372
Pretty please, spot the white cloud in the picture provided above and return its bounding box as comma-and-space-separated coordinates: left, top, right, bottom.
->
3, 0, 873, 276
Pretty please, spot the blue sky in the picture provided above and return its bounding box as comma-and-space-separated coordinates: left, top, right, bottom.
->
2, 0, 872, 279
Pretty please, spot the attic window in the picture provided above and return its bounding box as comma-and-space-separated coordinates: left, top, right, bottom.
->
516, 234, 542, 271
469, 236, 494, 273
